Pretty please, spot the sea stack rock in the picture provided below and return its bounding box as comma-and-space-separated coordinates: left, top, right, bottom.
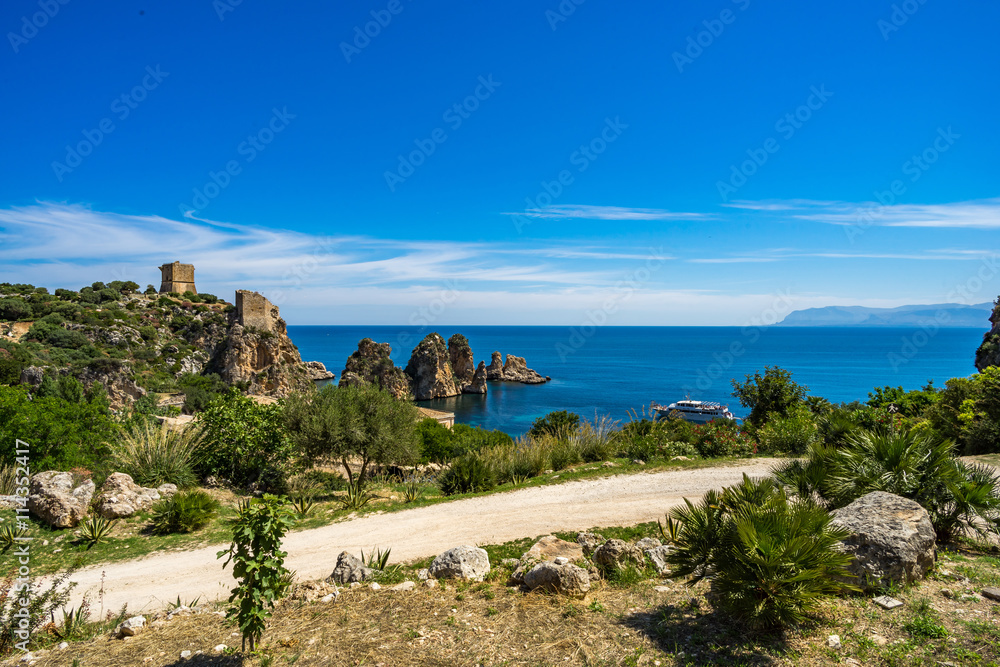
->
467, 361, 488, 394
405, 333, 460, 400
339, 338, 412, 399
448, 334, 475, 386
975, 300, 1000, 371
486, 351, 504, 381
502, 354, 548, 384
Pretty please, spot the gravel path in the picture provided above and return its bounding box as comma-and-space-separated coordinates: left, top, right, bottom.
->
65, 459, 782, 613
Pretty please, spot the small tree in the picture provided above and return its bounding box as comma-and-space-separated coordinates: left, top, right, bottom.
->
217, 495, 296, 653
731, 366, 809, 427
284, 384, 420, 489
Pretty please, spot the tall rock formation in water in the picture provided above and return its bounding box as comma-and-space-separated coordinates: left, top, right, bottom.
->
448, 334, 486, 394
405, 333, 459, 400
339, 338, 413, 399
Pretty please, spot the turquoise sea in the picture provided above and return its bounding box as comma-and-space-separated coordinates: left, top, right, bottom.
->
287, 326, 987, 436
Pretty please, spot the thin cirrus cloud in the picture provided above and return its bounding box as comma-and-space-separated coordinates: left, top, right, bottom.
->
726, 198, 1000, 229
513, 204, 710, 221
0, 202, 656, 294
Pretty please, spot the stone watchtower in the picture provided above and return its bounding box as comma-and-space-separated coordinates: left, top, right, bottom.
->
235, 290, 278, 333
158, 262, 197, 294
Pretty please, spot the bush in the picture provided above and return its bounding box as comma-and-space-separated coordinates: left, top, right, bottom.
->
293, 469, 347, 494
178, 372, 226, 414
0, 298, 32, 321
198, 390, 294, 490
773, 428, 1000, 542
664, 475, 855, 629
110, 421, 203, 488
150, 489, 220, 534
439, 452, 496, 495
528, 410, 580, 438
417, 417, 455, 463
755, 408, 819, 454
573, 415, 618, 462
692, 419, 755, 458
0, 358, 20, 386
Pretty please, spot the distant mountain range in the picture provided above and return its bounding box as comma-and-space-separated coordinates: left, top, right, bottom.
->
776, 302, 993, 327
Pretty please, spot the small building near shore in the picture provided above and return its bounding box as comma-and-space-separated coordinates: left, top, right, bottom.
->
417, 406, 455, 429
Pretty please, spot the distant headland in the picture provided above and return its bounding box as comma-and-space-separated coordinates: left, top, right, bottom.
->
776, 302, 993, 328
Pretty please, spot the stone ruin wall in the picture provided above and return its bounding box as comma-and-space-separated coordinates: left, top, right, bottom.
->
158, 262, 197, 294
235, 290, 277, 332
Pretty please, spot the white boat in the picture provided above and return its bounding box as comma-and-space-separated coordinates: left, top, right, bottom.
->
651, 399, 737, 424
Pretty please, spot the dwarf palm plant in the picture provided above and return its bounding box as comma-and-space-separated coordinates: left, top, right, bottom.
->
111, 420, 204, 488
664, 475, 856, 629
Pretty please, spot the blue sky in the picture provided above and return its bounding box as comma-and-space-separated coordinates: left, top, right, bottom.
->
1, 0, 998, 325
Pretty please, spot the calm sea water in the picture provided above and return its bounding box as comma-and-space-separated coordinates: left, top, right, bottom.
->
287, 326, 986, 436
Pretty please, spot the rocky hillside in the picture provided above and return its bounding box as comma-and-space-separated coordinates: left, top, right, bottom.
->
340, 332, 547, 401
0, 280, 329, 409
975, 298, 1000, 371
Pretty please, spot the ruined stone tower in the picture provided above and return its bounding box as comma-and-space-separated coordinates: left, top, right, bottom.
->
235, 290, 278, 332
158, 262, 197, 294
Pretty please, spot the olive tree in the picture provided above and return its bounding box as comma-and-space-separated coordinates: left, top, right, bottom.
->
283, 383, 420, 488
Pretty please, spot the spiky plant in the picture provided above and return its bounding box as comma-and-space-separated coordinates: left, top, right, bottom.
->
110, 420, 204, 488
775, 428, 1000, 541
339, 479, 375, 510
402, 479, 422, 503
438, 453, 495, 496
0, 524, 25, 552
80, 516, 115, 549
150, 490, 220, 534
0, 465, 18, 496
664, 474, 856, 630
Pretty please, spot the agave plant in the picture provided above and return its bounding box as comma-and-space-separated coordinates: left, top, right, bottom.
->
340, 479, 375, 510
402, 479, 422, 503
0, 523, 26, 552
290, 494, 315, 519
80, 516, 115, 549
362, 546, 392, 570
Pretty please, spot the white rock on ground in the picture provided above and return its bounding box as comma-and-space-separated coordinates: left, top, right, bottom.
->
429, 545, 491, 580
27, 471, 95, 528
521, 562, 590, 598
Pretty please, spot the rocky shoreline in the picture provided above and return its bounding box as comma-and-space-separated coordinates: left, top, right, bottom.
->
339, 333, 549, 401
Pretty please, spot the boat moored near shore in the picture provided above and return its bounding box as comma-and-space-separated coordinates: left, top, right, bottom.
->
651, 399, 738, 424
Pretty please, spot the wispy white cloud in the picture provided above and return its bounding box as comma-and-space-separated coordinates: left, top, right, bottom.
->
511, 204, 710, 221
727, 197, 1000, 229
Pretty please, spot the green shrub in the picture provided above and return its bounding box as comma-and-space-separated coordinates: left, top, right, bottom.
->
773, 428, 1000, 542
692, 419, 755, 458
573, 415, 618, 462
178, 372, 226, 414
731, 366, 809, 427
0, 358, 20, 386
111, 421, 203, 488
439, 452, 496, 495
150, 489, 220, 534
664, 475, 856, 629
755, 408, 819, 454
0, 298, 32, 321
198, 390, 294, 490
550, 438, 582, 470
295, 469, 348, 494
417, 417, 455, 463
528, 410, 580, 438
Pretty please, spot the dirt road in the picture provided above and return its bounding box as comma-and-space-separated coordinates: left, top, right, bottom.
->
64, 460, 782, 613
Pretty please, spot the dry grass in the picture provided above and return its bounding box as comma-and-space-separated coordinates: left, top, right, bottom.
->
15, 544, 1000, 667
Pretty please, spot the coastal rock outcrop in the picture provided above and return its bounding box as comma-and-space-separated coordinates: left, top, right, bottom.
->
405, 333, 459, 401
27, 471, 95, 528
304, 361, 335, 381
830, 491, 936, 591
501, 354, 548, 384
447, 334, 487, 394
975, 300, 1000, 371
339, 338, 412, 399
486, 351, 504, 381
467, 361, 488, 394
213, 319, 313, 397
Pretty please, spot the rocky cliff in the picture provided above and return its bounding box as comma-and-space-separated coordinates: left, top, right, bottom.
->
501, 354, 549, 384
448, 334, 487, 394
975, 299, 1000, 371
339, 338, 412, 399
211, 316, 314, 397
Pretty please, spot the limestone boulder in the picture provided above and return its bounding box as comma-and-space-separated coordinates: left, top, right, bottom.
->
18, 366, 44, 387
329, 551, 374, 584
27, 472, 95, 528
405, 333, 459, 400
522, 562, 591, 597
645, 545, 673, 574
95, 473, 162, 519
576, 532, 605, 557
593, 539, 645, 571
76, 361, 147, 410
524, 535, 584, 562
830, 491, 937, 591
429, 545, 490, 580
